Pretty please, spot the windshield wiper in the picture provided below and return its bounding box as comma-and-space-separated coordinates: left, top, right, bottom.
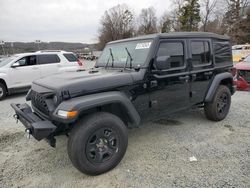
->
110, 48, 114, 67
123, 47, 133, 70
105, 48, 114, 69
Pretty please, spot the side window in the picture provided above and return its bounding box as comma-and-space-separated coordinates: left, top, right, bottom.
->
29, 56, 37, 66
16, 56, 37, 66
63, 53, 78, 62
213, 41, 232, 64
38, 54, 60, 65
191, 41, 211, 66
156, 42, 185, 69
16, 57, 27, 66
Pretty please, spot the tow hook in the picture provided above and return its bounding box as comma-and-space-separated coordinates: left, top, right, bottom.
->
25, 128, 32, 139
13, 114, 19, 123
46, 136, 56, 148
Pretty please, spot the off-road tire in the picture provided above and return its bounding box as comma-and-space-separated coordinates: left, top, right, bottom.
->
204, 85, 231, 121
0, 83, 7, 100
67, 112, 128, 175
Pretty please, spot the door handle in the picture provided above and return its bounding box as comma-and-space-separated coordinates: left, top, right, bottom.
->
32, 67, 38, 70
179, 75, 190, 81
204, 71, 213, 76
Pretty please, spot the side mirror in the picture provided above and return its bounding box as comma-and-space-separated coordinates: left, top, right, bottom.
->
155, 55, 171, 70
11, 62, 20, 68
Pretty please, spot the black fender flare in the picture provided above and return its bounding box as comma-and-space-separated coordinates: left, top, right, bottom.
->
53, 91, 141, 126
204, 72, 234, 102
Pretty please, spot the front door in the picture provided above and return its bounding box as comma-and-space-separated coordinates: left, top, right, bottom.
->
9, 55, 41, 88
149, 39, 190, 117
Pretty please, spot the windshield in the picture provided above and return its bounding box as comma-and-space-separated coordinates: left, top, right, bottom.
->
243, 55, 250, 63
96, 39, 153, 68
0, 56, 16, 67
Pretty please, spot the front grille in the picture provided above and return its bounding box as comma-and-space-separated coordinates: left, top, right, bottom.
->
31, 91, 50, 115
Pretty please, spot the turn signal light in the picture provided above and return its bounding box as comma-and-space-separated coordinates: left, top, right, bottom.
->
77, 60, 83, 66
57, 110, 78, 119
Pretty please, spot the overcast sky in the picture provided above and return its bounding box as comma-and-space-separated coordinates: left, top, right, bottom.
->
0, 0, 171, 43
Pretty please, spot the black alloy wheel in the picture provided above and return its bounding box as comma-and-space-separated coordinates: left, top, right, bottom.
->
204, 85, 231, 121
68, 112, 128, 175
86, 127, 118, 164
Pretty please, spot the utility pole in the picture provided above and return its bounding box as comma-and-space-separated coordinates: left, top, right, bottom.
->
0, 40, 5, 56
11, 42, 14, 54
35, 40, 41, 51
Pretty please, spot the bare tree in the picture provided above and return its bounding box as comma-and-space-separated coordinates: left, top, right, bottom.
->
200, 0, 217, 31
223, 0, 249, 43
201, 0, 229, 34
98, 4, 135, 50
137, 7, 158, 35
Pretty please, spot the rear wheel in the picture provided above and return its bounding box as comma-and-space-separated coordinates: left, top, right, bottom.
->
67, 112, 128, 175
204, 85, 231, 121
0, 83, 7, 100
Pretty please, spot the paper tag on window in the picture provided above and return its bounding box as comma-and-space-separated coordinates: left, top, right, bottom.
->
135, 42, 151, 49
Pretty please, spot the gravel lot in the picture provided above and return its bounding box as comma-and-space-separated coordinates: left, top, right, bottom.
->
0, 72, 250, 187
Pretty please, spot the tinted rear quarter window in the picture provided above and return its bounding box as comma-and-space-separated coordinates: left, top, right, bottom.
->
213, 40, 232, 64
38, 54, 60, 64
63, 53, 78, 62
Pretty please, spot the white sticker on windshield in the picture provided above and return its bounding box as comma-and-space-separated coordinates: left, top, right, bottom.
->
135, 42, 151, 49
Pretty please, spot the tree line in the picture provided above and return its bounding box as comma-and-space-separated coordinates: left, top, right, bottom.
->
97, 0, 250, 49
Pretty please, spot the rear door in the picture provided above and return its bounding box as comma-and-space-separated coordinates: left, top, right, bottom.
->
149, 39, 190, 116
9, 55, 41, 88
188, 39, 214, 104
37, 54, 61, 77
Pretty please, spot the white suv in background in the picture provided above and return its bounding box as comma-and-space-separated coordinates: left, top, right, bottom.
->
0, 50, 83, 100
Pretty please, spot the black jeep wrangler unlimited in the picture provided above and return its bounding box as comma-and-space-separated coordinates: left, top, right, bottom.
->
11, 32, 236, 175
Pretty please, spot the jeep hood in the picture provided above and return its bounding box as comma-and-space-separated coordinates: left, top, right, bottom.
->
32, 69, 135, 96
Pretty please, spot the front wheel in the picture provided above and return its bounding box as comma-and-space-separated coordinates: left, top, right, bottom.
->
204, 85, 231, 121
67, 112, 128, 175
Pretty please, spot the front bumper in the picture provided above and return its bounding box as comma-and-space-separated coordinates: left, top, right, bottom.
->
11, 103, 57, 141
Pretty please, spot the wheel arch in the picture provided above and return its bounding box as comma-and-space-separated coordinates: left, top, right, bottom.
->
0, 78, 8, 93
54, 91, 141, 127
220, 77, 234, 93
92, 102, 138, 128
205, 72, 234, 102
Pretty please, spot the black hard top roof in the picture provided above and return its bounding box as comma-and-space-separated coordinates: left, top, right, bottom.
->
108, 32, 230, 44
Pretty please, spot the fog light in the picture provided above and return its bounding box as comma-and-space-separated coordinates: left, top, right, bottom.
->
57, 110, 78, 119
